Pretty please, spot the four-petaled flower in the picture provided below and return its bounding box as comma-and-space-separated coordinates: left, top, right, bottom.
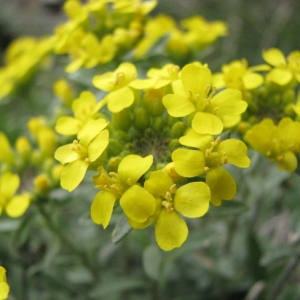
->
55, 118, 109, 191
172, 130, 250, 205
93, 62, 138, 113
163, 63, 248, 135
129, 170, 211, 251
91, 155, 156, 228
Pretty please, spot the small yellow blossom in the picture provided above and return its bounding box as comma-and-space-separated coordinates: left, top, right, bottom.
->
263, 48, 300, 86
163, 63, 248, 134
55, 91, 106, 136
93, 62, 138, 112
129, 170, 211, 251
172, 131, 250, 205
130, 63, 180, 90
0, 172, 31, 217
245, 118, 300, 172
91, 155, 156, 228
213, 59, 270, 96
55, 118, 109, 191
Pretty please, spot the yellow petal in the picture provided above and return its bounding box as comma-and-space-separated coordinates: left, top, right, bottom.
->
0, 282, 9, 299
172, 149, 205, 177
0, 132, 15, 165
192, 112, 223, 135
78, 118, 108, 145
277, 151, 297, 173
55, 116, 82, 135
91, 190, 117, 228
88, 129, 109, 162
0, 173, 20, 198
120, 185, 156, 223
0, 266, 6, 281
222, 115, 241, 128
217, 139, 251, 168
162, 94, 195, 117
107, 87, 134, 113
6, 193, 30, 217
144, 170, 174, 197
262, 48, 286, 67
60, 159, 89, 192
181, 64, 212, 98
118, 155, 153, 184
174, 182, 210, 218
54, 144, 81, 164
206, 166, 236, 206
243, 73, 264, 90
209, 88, 247, 115
128, 197, 162, 229
155, 209, 188, 251
269, 69, 293, 86
179, 128, 214, 149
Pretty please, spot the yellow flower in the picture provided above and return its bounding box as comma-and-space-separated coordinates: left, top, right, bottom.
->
130, 63, 180, 90
93, 62, 137, 112
55, 91, 106, 136
263, 48, 300, 86
55, 119, 109, 191
0, 36, 55, 100
213, 59, 270, 96
172, 131, 250, 205
113, 0, 157, 15
134, 15, 176, 59
0, 172, 30, 218
178, 15, 227, 49
245, 118, 300, 172
129, 170, 211, 251
28, 118, 57, 157
91, 155, 156, 228
53, 79, 75, 106
0, 132, 15, 165
0, 266, 9, 300
162, 63, 248, 134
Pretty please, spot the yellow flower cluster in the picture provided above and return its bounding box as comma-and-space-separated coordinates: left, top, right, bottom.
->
51, 61, 250, 250
212, 48, 300, 172
0, 0, 227, 101
2, 0, 299, 254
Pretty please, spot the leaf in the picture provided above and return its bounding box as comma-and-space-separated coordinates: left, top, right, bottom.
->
90, 276, 146, 298
143, 244, 162, 280
260, 245, 294, 266
111, 214, 132, 244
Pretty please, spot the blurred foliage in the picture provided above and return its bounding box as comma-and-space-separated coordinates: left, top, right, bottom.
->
0, 0, 300, 300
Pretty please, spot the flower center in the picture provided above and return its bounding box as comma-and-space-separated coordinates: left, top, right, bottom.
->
70, 140, 89, 162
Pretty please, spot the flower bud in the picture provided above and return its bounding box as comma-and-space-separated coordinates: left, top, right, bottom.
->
34, 174, 50, 193
283, 89, 295, 104
53, 79, 74, 106
112, 109, 132, 131
153, 116, 165, 132
133, 107, 150, 130
15, 136, 31, 163
107, 139, 123, 157
144, 89, 165, 116
171, 121, 186, 138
